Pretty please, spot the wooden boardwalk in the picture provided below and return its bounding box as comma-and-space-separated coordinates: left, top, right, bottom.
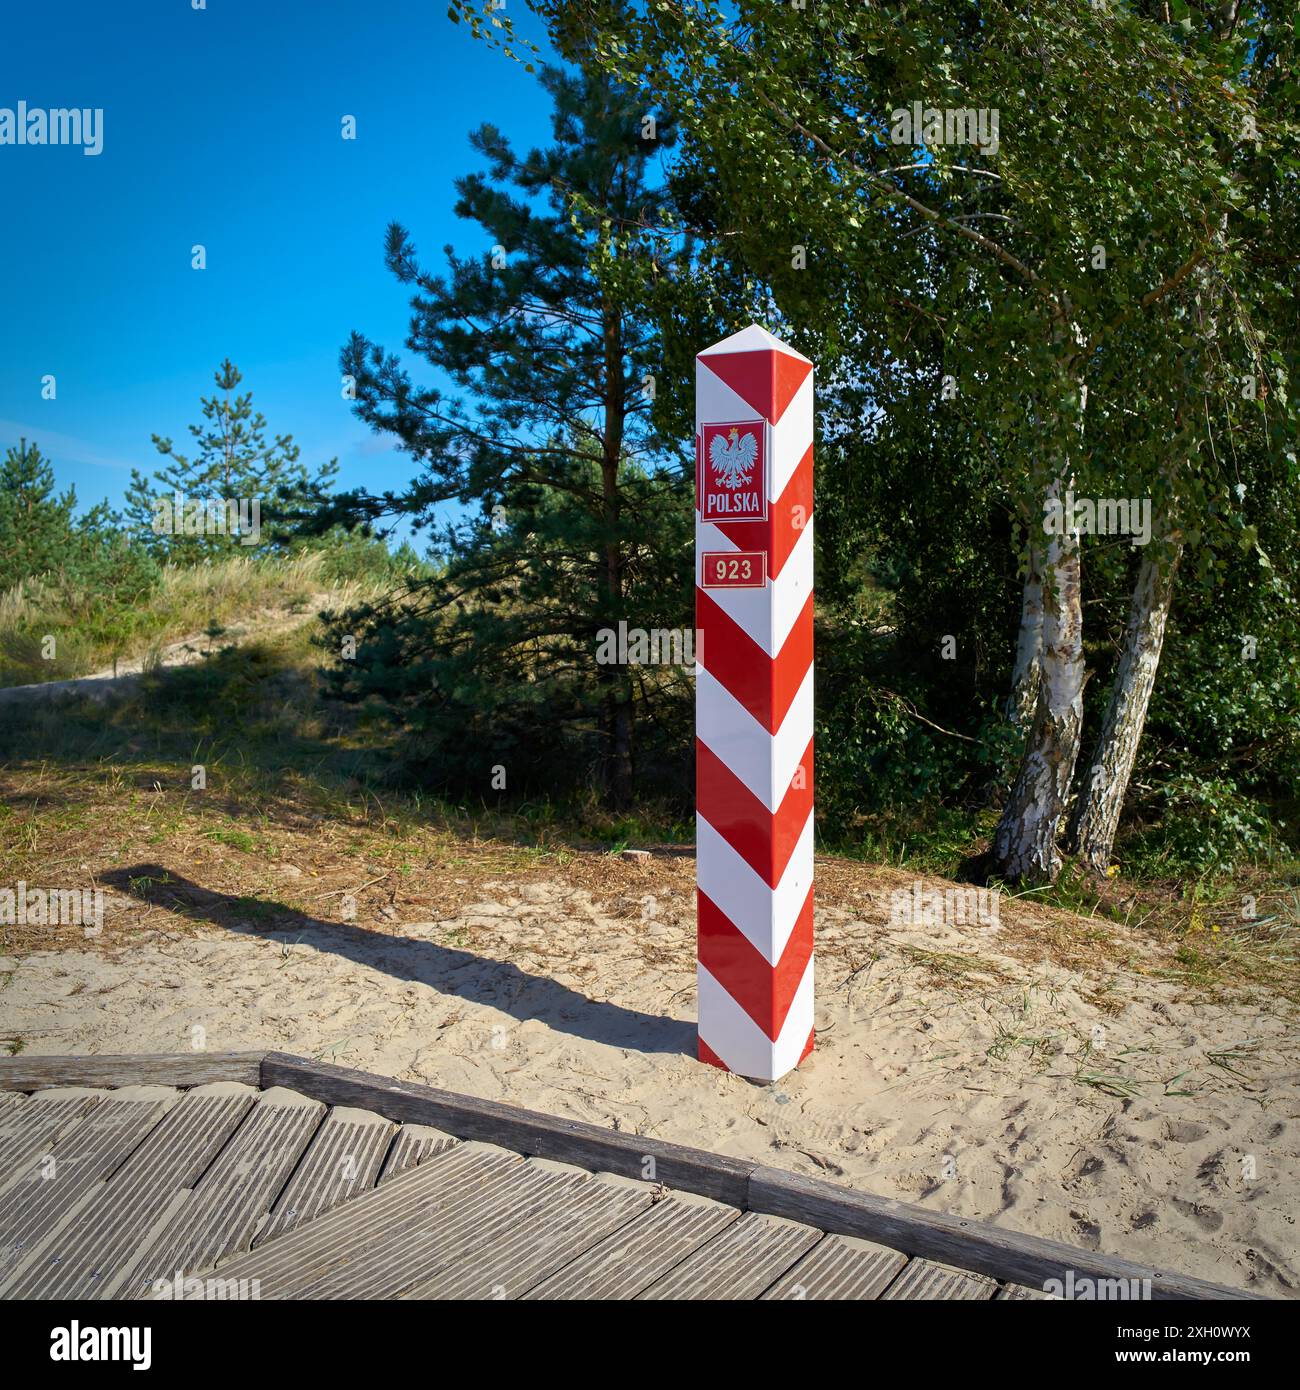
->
0, 1053, 1256, 1302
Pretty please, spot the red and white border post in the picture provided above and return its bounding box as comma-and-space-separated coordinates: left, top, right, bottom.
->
694, 325, 814, 1082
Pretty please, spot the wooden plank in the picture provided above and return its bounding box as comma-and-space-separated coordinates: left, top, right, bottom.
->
5, 1088, 255, 1299
0, 1092, 175, 1287
638, 1212, 821, 1300
0, 1095, 102, 1184
11, 1056, 1255, 1303
377, 1123, 457, 1183
402, 1170, 654, 1300
118, 1088, 325, 1297
303, 1160, 591, 1299
998, 1281, 1056, 1300
881, 1257, 997, 1301
0, 1053, 265, 1092
746, 1165, 1258, 1301
762, 1233, 908, 1301
254, 1108, 395, 1247
261, 1053, 754, 1206
0, 1094, 31, 1135
193, 1142, 529, 1299
524, 1193, 741, 1300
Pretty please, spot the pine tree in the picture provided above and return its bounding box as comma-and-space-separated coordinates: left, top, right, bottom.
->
124, 360, 338, 562
0, 439, 81, 593
0, 439, 160, 678
324, 65, 691, 809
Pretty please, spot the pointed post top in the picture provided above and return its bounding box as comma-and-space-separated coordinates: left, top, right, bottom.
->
697, 324, 812, 365
696, 324, 813, 427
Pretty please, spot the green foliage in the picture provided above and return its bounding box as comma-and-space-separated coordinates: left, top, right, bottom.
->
141, 639, 306, 733
322, 64, 693, 806
1125, 481, 1300, 875
310, 527, 430, 588
1128, 775, 1275, 876
320, 454, 695, 802
124, 359, 339, 562
0, 439, 82, 593
0, 439, 163, 679
6, 5, 1297, 894
532, 0, 1300, 872
0, 549, 388, 690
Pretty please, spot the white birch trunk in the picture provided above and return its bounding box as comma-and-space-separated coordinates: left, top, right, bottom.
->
993, 517, 1085, 882
1007, 543, 1044, 733
1065, 544, 1181, 872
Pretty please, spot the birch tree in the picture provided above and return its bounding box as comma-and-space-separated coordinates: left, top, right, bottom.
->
1064, 2, 1300, 872
543, 0, 1252, 879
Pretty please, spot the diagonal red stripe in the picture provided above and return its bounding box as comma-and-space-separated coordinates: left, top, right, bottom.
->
700, 350, 812, 426
697, 736, 814, 888
706, 442, 813, 578
696, 587, 813, 733
698, 886, 814, 1041
697, 1036, 728, 1071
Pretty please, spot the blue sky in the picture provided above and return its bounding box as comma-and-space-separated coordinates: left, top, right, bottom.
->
0, 0, 557, 531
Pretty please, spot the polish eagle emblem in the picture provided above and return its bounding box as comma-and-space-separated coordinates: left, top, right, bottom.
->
709, 425, 759, 490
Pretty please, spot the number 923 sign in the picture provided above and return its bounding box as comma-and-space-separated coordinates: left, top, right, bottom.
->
701, 550, 767, 589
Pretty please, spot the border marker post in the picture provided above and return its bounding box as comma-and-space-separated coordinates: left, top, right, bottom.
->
694, 324, 815, 1082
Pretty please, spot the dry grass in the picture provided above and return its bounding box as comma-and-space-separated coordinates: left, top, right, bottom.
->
0, 550, 388, 686
3, 728, 1295, 1020
0, 586, 1295, 1016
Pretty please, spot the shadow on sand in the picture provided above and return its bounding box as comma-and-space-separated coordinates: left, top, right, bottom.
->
102, 864, 694, 1059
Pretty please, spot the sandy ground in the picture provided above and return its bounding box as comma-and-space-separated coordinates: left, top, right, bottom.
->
1, 863, 1296, 1297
